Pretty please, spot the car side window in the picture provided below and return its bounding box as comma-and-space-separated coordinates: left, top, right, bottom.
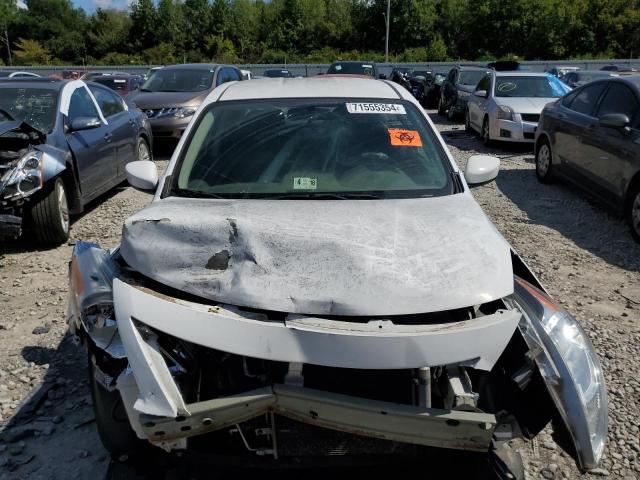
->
565, 83, 607, 116
595, 83, 639, 121
88, 86, 125, 118
68, 87, 100, 120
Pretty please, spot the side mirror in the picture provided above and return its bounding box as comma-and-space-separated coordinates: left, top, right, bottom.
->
599, 113, 630, 129
126, 160, 158, 190
69, 116, 102, 131
474, 90, 488, 98
464, 155, 500, 184
378, 73, 387, 80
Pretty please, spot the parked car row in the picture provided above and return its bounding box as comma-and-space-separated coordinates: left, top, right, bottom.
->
0, 63, 245, 244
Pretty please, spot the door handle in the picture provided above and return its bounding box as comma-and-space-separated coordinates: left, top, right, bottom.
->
104, 132, 112, 141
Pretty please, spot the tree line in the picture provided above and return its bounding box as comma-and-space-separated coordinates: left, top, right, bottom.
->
0, 0, 639, 66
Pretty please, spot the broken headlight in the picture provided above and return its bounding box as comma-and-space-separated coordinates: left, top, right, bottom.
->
2, 151, 43, 200
510, 277, 607, 471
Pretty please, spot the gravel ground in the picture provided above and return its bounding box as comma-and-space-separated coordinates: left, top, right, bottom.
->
0, 114, 638, 479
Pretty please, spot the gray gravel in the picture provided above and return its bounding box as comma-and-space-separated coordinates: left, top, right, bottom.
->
0, 113, 638, 479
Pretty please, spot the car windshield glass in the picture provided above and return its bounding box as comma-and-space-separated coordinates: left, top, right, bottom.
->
458, 71, 487, 85
0, 87, 58, 132
264, 70, 291, 78
328, 63, 375, 77
141, 69, 213, 92
173, 99, 453, 199
94, 77, 130, 91
494, 75, 570, 98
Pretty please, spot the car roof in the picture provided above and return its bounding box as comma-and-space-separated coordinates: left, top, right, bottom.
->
161, 63, 223, 70
456, 65, 489, 71
0, 78, 63, 88
494, 71, 550, 77
331, 60, 376, 65
218, 77, 405, 102
610, 75, 640, 90
93, 74, 141, 79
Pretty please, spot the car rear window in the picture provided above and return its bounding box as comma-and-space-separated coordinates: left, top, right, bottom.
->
94, 77, 130, 92
172, 98, 453, 200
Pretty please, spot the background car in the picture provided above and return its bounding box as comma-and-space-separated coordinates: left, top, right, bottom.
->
0, 78, 152, 244
0, 71, 41, 79
466, 72, 570, 145
546, 66, 580, 78
601, 64, 638, 73
61, 70, 82, 80
438, 65, 490, 120
127, 63, 242, 140
263, 69, 293, 78
535, 76, 640, 241
421, 71, 447, 108
91, 74, 144, 96
561, 70, 618, 88
80, 71, 129, 81
326, 61, 385, 79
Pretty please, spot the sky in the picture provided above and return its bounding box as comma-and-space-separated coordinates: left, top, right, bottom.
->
71, 0, 136, 13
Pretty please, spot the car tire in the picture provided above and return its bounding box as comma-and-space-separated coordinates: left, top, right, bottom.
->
30, 177, 70, 245
535, 138, 555, 184
136, 137, 152, 163
88, 352, 141, 456
482, 117, 493, 147
626, 182, 640, 243
437, 97, 446, 116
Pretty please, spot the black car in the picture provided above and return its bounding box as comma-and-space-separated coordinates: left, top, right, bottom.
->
326, 61, 385, 79
263, 69, 293, 78
600, 64, 637, 73
438, 66, 490, 120
534, 76, 640, 241
561, 70, 617, 89
416, 71, 447, 108
389, 67, 413, 83
0, 78, 152, 244
93, 74, 145, 97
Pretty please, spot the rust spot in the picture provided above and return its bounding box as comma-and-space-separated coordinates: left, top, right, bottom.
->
206, 250, 230, 270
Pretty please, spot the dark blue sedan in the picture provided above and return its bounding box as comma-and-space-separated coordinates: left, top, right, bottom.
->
0, 78, 153, 244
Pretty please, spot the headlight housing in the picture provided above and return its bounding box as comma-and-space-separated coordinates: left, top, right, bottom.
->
1, 151, 43, 200
509, 277, 607, 471
497, 105, 514, 121
173, 107, 197, 119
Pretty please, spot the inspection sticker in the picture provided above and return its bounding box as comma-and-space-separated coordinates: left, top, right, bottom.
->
293, 177, 317, 190
346, 103, 406, 114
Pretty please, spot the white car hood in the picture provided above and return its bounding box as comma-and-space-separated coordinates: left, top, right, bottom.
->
496, 96, 556, 113
120, 194, 513, 316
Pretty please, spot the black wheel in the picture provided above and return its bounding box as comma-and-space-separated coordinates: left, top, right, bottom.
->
626, 182, 640, 243
89, 352, 141, 456
465, 108, 472, 133
481, 116, 493, 147
136, 137, 151, 162
437, 97, 446, 116
30, 177, 70, 244
535, 138, 555, 184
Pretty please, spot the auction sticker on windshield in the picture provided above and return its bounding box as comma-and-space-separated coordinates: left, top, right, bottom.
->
388, 128, 422, 147
346, 103, 406, 114
293, 177, 317, 190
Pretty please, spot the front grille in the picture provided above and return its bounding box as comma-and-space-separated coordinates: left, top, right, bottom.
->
144, 107, 180, 119
521, 113, 540, 123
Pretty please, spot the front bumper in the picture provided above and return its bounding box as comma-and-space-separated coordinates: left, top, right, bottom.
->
139, 384, 497, 452
147, 116, 192, 139
492, 116, 537, 143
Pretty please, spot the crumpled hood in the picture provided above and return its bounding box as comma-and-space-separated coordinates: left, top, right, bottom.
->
120, 195, 514, 316
0, 120, 45, 141
496, 97, 557, 114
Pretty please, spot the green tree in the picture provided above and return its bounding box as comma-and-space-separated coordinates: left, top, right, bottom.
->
130, 0, 158, 51
183, 0, 213, 52
0, 0, 17, 65
13, 38, 51, 65
88, 9, 132, 60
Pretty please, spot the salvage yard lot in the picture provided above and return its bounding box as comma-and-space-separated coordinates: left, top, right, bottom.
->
0, 114, 638, 479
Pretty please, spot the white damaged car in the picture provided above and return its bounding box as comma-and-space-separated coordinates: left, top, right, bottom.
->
68, 77, 606, 477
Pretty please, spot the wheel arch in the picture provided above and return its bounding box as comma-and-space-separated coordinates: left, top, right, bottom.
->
624, 170, 640, 209
534, 132, 552, 157
137, 130, 153, 158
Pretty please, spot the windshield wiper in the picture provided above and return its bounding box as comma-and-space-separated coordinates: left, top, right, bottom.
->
171, 188, 225, 199
266, 193, 383, 200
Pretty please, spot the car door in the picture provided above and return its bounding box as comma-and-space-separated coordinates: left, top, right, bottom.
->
65, 86, 115, 200
88, 84, 135, 179
553, 82, 607, 180
581, 82, 640, 203
442, 69, 456, 107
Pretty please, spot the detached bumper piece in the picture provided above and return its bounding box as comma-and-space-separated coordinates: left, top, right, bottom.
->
140, 384, 497, 452
0, 214, 21, 239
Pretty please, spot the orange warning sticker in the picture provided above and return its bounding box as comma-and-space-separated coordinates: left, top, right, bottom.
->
388, 128, 422, 147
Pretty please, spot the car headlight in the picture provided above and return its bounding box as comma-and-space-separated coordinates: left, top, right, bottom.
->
1, 151, 43, 200
497, 105, 514, 121
510, 278, 607, 471
458, 90, 470, 98
173, 107, 197, 119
